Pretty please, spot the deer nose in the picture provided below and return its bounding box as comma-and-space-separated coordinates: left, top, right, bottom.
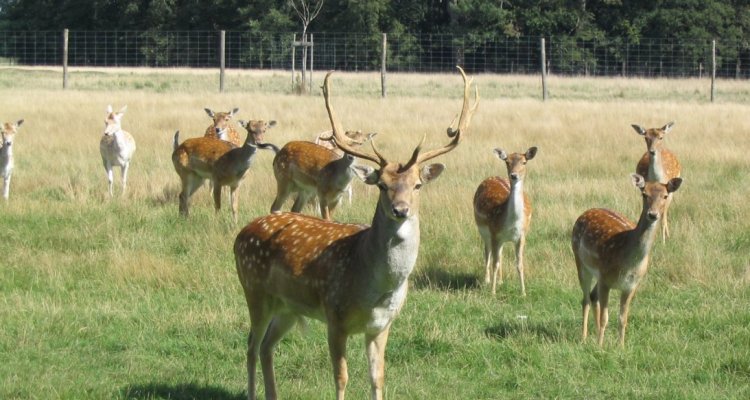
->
649, 150, 656, 155
510, 172, 519, 181
647, 211, 659, 221
392, 202, 409, 219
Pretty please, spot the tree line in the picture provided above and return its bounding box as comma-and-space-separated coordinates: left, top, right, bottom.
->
1, 0, 749, 77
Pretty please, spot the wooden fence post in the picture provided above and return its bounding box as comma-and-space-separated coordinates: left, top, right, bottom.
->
291, 33, 296, 91
62, 29, 69, 89
219, 30, 226, 93
309, 34, 314, 93
711, 40, 716, 103
540, 37, 548, 101
381, 33, 387, 98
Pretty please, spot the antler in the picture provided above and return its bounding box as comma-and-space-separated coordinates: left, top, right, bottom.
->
323, 71, 387, 166
415, 66, 479, 165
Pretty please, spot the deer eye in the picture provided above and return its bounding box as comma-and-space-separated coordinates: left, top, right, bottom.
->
414, 183, 423, 191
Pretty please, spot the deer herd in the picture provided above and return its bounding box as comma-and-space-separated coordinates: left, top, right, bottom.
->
1, 68, 686, 399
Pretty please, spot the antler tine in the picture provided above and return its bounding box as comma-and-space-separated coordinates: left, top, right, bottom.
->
400, 134, 426, 172
418, 66, 479, 164
323, 71, 386, 166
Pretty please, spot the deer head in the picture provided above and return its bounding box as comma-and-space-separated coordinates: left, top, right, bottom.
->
322, 67, 478, 220
1, 120, 23, 148
205, 107, 239, 135
495, 147, 537, 183
631, 121, 674, 156
237, 120, 277, 146
104, 105, 127, 136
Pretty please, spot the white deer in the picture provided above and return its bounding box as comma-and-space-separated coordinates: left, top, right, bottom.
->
235, 67, 478, 400
100, 105, 136, 196
1, 119, 24, 200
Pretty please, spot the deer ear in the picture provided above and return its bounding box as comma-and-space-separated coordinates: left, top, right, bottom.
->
205, 108, 215, 118
631, 124, 647, 136
238, 120, 247, 127
631, 173, 646, 189
667, 177, 683, 193
420, 163, 445, 184
493, 148, 508, 160
106, 105, 113, 114
352, 165, 376, 182
267, 120, 277, 128
525, 146, 538, 160
231, 107, 239, 116
118, 105, 128, 114
16, 119, 24, 127
662, 121, 675, 134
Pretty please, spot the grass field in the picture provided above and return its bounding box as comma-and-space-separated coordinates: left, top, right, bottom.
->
1, 68, 749, 399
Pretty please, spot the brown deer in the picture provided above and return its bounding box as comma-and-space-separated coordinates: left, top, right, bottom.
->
631, 121, 681, 242
235, 67, 478, 400
1, 119, 24, 200
270, 141, 374, 220
572, 173, 683, 347
204, 107, 242, 146
172, 120, 276, 218
315, 129, 378, 204
212, 121, 278, 224
473, 146, 538, 296
100, 105, 136, 197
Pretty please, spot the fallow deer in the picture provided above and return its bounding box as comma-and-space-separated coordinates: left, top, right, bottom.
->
235, 67, 478, 400
100, 105, 136, 197
212, 120, 279, 224
315, 129, 378, 204
270, 141, 374, 220
172, 119, 276, 218
572, 173, 683, 347
473, 146, 538, 296
631, 121, 681, 242
1, 119, 24, 200
204, 107, 242, 146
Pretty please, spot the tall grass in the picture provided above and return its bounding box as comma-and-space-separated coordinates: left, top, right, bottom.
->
1, 70, 749, 399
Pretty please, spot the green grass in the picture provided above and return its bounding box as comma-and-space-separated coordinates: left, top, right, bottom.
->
1, 69, 749, 399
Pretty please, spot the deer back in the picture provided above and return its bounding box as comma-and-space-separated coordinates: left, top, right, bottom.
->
273, 141, 340, 188
172, 136, 236, 177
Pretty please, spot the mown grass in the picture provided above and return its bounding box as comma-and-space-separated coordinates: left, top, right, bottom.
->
1, 69, 749, 399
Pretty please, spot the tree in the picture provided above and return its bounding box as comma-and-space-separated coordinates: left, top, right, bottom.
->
290, 0, 324, 93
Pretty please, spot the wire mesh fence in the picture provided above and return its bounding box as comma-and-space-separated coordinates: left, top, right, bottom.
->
0, 30, 747, 78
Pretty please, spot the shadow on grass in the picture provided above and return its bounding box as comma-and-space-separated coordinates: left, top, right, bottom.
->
484, 319, 567, 343
412, 267, 481, 291
122, 383, 245, 400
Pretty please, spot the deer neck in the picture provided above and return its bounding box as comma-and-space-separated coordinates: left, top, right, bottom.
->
357, 200, 421, 288
0, 142, 12, 159
504, 179, 526, 224
625, 208, 660, 260
648, 149, 666, 183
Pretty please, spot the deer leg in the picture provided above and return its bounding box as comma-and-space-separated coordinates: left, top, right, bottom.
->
515, 236, 527, 297
270, 182, 292, 213
246, 306, 273, 400
575, 255, 596, 341
365, 326, 391, 400
662, 193, 674, 242
597, 284, 611, 347
260, 314, 298, 400
230, 185, 240, 225
346, 183, 353, 204
121, 162, 129, 194
103, 162, 114, 196
291, 192, 313, 213
212, 181, 222, 212
618, 289, 637, 347
327, 326, 349, 400
490, 238, 503, 295
179, 174, 203, 217
3, 174, 10, 199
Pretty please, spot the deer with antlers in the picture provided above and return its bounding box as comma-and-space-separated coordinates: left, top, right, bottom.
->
631, 121, 681, 242
474, 146, 538, 296
1, 119, 24, 200
270, 140, 374, 220
234, 67, 478, 400
572, 173, 683, 347
100, 105, 136, 197
204, 107, 243, 146
172, 119, 276, 219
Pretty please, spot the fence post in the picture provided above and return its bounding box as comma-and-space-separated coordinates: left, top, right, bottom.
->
291, 33, 296, 91
540, 37, 548, 101
62, 29, 69, 89
711, 40, 716, 102
219, 30, 226, 93
381, 33, 387, 98
309, 34, 314, 94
